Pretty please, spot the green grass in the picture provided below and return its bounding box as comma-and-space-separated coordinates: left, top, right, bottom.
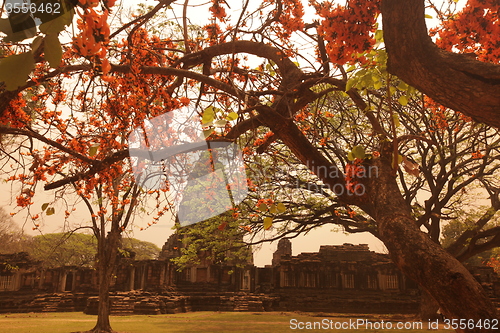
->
0, 312, 455, 333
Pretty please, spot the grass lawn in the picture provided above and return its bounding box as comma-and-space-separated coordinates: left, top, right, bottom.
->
0, 311, 455, 333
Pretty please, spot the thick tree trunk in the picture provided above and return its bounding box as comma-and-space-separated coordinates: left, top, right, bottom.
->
90, 230, 120, 333
367, 156, 498, 332
93, 266, 113, 333
419, 287, 441, 321
381, 0, 500, 128
262, 110, 498, 331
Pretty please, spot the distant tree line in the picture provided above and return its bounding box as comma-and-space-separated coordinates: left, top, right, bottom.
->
0, 207, 160, 268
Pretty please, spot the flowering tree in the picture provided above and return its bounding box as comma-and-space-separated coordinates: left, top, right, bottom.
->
0, 0, 499, 332
382, 0, 500, 127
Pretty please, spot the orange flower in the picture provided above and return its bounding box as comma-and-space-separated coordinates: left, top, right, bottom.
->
472, 151, 484, 159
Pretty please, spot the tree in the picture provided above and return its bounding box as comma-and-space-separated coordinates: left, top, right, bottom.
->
441, 217, 500, 268
0, 1, 498, 332
28, 232, 97, 268
171, 212, 253, 277
25, 233, 160, 267
0, 207, 29, 254
381, 0, 500, 128
0, 4, 176, 330
174, 61, 500, 319
121, 237, 161, 261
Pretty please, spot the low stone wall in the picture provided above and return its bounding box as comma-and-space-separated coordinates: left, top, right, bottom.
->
84, 291, 279, 315
0, 289, 419, 315
273, 289, 419, 314
0, 291, 92, 313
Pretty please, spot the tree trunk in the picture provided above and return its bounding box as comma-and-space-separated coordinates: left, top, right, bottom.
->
381, 0, 500, 128
92, 265, 113, 333
419, 287, 441, 321
90, 230, 120, 333
367, 156, 498, 332
263, 109, 499, 331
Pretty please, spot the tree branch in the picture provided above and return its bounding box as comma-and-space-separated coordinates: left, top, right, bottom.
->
382, 0, 500, 128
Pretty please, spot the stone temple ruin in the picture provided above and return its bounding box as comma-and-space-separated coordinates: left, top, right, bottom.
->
1, 237, 499, 315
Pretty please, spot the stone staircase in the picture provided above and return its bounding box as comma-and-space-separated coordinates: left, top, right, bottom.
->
81, 290, 279, 314
19, 293, 88, 313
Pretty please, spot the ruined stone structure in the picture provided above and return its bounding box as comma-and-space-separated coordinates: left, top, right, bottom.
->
1, 239, 499, 315
267, 241, 422, 313
158, 233, 255, 292
272, 238, 292, 266
274, 242, 411, 291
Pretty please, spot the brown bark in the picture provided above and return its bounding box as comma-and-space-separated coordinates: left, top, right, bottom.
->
92, 266, 113, 333
381, 0, 500, 128
366, 154, 498, 332
265, 112, 498, 332
420, 288, 441, 321
380, 2, 500, 325
90, 230, 120, 333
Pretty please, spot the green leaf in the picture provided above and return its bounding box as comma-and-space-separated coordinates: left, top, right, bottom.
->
89, 144, 100, 157
425, 14, 433, 19
0, 52, 35, 90
41, 203, 49, 211
347, 151, 355, 161
40, 7, 73, 35
202, 106, 215, 124
263, 217, 273, 230
392, 154, 403, 166
407, 85, 417, 95
277, 203, 286, 213
351, 145, 366, 159
203, 128, 214, 139
46, 207, 55, 216
269, 204, 278, 214
0, 19, 11, 35
258, 203, 268, 212
397, 81, 408, 91
361, 73, 374, 88
213, 119, 227, 128
398, 95, 409, 106
32, 36, 43, 52
225, 112, 238, 121
44, 33, 62, 68
392, 114, 401, 127
346, 65, 356, 72
345, 78, 357, 92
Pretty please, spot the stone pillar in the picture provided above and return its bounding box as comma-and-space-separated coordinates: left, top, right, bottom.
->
191, 267, 197, 283
378, 272, 386, 291
59, 270, 67, 292
38, 270, 45, 289
11, 273, 20, 291
129, 267, 135, 291
159, 264, 165, 286
140, 266, 146, 289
